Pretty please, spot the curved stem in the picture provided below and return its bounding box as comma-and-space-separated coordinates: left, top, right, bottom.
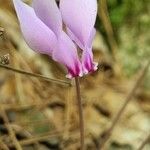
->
75, 77, 84, 150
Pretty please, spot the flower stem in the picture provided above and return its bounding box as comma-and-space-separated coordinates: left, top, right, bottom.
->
75, 77, 84, 150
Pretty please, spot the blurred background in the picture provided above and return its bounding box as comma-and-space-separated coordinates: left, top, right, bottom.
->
0, 0, 149, 149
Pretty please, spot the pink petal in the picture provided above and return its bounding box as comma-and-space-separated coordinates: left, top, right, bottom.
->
66, 27, 84, 50
82, 47, 98, 74
32, 0, 62, 36
13, 0, 57, 56
87, 28, 96, 48
52, 32, 83, 78
67, 27, 96, 50
60, 0, 97, 46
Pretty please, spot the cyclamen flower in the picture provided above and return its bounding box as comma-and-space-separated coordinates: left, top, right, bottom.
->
13, 0, 97, 78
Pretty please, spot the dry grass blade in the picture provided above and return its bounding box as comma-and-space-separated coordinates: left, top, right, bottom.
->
8, 129, 79, 147
0, 64, 71, 86
18, 132, 62, 146
98, 60, 150, 149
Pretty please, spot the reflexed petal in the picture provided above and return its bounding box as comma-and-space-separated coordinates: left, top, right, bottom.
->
13, 0, 57, 55
60, 0, 97, 46
32, 0, 62, 36
52, 32, 83, 78
82, 47, 98, 74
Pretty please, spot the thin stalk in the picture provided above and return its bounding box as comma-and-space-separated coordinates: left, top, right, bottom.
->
0, 64, 71, 86
75, 77, 84, 150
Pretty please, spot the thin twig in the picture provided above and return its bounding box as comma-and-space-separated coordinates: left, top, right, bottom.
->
18, 131, 62, 146
0, 100, 62, 111
137, 134, 150, 150
98, 60, 150, 149
75, 77, 84, 150
0, 64, 71, 86
7, 130, 63, 147
7, 129, 80, 147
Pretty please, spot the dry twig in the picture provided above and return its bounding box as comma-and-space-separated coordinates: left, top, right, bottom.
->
8, 129, 80, 147
0, 64, 71, 86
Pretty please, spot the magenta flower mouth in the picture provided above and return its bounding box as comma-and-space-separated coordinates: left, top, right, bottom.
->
66, 62, 83, 79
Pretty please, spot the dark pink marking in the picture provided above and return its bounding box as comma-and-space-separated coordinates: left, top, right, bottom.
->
84, 54, 93, 72
67, 62, 81, 77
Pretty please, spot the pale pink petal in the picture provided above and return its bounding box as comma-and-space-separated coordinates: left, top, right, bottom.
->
67, 27, 96, 50
32, 0, 62, 36
52, 32, 82, 78
82, 47, 98, 74
66, 27, 84, 50
60, 0, 97, 46
13, 0, 57, 56
87, 28, 96, 48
